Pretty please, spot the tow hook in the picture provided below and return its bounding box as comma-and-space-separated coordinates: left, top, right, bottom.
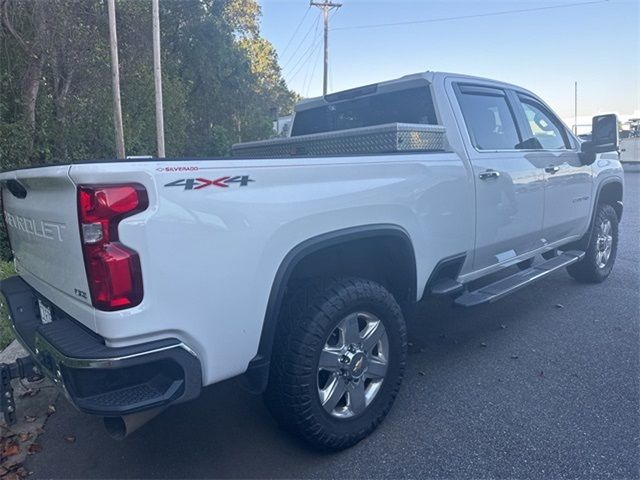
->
0, 357, 42, 425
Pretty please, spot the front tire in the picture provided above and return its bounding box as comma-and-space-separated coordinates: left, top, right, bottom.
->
567, 203, 619, 283
264, 277, 407, 450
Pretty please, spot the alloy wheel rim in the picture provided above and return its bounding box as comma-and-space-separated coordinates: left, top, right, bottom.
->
595, 219, 613, 269
317, 312, 389, 419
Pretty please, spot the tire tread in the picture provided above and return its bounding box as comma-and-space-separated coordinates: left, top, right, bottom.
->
264, 277, 406, 450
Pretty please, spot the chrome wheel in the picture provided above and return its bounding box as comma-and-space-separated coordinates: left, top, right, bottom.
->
595, 219, 613, 269
317, 312, 389, 419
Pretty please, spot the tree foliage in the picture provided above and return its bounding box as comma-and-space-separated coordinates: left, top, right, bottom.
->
0, 0, 296, 168
0, 0, 296, 260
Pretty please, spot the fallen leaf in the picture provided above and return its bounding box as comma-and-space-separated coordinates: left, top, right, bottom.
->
15, 466, 29, 478
510, 355, 519, 359
555, 304, 564, 309
64, 435, 76, 444
1, 459, 20, 470
19, 389, 39, 399
18, 433, 31, 443
27, 444, 41, 455
23, 416, 36, 423
1, 443, 20, 458
46, 405, 56, 416
500, 324, 507, 329
0, 433, 16, 445
480, 342, 487, 348
407, 342, 414, 347
418, 371, 425, 376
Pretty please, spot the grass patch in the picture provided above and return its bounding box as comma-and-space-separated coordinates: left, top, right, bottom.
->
0, 260, 15, 349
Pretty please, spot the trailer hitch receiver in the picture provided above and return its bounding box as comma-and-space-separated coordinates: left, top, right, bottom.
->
0, 357, 41, 425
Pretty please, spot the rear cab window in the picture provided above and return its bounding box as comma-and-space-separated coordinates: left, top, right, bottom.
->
291, 86, 438, 137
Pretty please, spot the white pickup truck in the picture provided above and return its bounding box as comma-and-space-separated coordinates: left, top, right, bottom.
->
0, 71, 624, 450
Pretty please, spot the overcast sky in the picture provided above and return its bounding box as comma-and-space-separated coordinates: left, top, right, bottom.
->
258, 0, 639, 123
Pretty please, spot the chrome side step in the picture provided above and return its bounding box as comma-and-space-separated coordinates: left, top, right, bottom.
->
454, 250, 585, 308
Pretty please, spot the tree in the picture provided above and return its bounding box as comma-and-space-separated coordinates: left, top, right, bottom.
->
0, 0, 297, 260
0, 0, 296, 165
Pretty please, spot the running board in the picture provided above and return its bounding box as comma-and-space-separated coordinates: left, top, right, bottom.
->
430, 278, 464, 296
454, 250, 585, 308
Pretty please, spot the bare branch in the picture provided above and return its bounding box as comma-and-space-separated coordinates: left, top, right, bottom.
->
0, 0, 36, 57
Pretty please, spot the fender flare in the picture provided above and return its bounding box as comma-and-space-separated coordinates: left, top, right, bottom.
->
240, 224, 416, 393
569, 177, 623, 251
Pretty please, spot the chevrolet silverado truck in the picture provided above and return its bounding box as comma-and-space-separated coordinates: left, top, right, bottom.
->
0, 72, 623, 450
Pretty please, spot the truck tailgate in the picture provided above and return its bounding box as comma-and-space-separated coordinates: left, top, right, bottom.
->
1, 165, 91, 307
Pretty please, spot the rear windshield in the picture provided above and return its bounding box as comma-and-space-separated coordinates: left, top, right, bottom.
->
291, 86, 438, 137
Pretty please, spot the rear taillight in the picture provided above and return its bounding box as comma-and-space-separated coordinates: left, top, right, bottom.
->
78, 184, 148, 311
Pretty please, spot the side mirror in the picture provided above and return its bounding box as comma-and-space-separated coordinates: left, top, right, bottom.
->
582, 114, 618, 154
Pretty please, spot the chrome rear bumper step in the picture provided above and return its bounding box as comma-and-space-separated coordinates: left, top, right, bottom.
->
454, 250, 585, 308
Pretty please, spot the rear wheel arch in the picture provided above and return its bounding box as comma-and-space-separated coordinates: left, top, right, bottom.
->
242, 225, 416, 393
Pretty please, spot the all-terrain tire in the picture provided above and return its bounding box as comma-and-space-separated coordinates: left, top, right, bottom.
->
567, 203, 619, 283
263, 277, 407, 450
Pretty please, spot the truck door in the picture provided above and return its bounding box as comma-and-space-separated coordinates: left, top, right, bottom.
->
511, 93, 592, 244
454, 84, 546, 271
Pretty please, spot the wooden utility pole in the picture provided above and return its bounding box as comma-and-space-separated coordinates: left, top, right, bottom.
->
310, 1, 342, 96
152, 0, 166, 158
107, 0, 125, 159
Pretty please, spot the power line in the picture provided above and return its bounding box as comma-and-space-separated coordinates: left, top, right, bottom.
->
302, 8, 337, 95
331, 0, 608, 31
303, 39, 322, 96
285, 14, 322, 82
281, 12, 321, 70
329, 57, 333, 93
301, 41, 317, 95
279, 6, 312, 59
287, 31, 323, 83
310, 0, 342, 95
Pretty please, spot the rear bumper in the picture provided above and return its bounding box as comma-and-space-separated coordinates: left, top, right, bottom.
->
0, 275, 202, 416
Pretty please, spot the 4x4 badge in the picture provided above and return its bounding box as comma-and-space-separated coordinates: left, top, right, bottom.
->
165, 176, 254, 190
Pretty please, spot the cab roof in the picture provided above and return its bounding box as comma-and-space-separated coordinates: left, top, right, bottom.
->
294, 71, 530, 113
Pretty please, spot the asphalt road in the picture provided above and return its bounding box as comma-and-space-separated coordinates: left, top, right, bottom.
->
28, 172, 639, 479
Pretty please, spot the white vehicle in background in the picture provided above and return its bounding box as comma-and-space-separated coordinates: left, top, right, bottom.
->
0, 71, 623, 450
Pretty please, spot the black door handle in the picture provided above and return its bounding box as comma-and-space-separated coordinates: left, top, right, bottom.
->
479, 170, 500, 180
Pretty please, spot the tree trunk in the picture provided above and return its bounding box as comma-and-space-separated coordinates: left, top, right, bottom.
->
1, 0, 49, 156
22, 54, 45, 130
52, 53, 74, 158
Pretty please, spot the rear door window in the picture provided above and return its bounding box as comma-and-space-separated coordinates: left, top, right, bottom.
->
291, 86, 438, 136
456, 85, 521, 150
